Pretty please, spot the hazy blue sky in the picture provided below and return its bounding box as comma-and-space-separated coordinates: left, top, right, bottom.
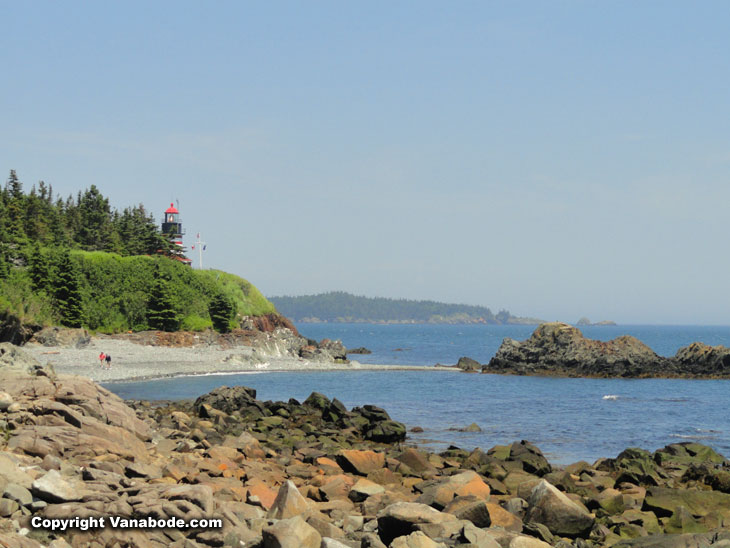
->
2, 2, 729, 324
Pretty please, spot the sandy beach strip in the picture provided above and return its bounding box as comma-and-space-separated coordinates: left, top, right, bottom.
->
24, 338, 454, 382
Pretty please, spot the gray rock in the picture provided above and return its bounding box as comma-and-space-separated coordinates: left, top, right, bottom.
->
348, 478, 385, 502
2, 483, 32, 506
267, 480, 309, 520
262, 515, 321, 548
456, 357, 481, 372
0, 343, 44, 376
0, 391, 12, 410
31, 470, 82, 503
0, 498, 19, 517
524, 479, 594, 538
28, 327, 90, 348
611, 532, 716, 547
390, 531, 446, 548
376, 502, 458, 545
194, 385, 265, 416
360, 533, 387, 548
321, 538, 355, 548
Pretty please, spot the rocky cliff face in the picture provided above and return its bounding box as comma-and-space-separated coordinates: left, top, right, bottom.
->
483, 322, 730, 378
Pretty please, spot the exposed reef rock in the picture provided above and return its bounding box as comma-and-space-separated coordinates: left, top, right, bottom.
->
482, 322, 730, 378
674, 342, 730, 376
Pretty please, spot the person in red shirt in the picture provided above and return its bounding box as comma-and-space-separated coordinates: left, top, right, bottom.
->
99, 352, 106, 366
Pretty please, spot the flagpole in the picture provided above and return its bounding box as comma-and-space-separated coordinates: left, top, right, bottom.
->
194, 233, 206, 269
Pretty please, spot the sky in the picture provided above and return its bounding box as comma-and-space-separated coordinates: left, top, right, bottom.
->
2, 1, 729, 325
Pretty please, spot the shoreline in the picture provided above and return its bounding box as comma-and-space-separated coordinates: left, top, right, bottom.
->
3, 344, 730, 547
24, 337, 456, 383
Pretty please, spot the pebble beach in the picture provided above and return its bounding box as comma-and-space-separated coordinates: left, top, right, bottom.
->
24, 337, 447, 383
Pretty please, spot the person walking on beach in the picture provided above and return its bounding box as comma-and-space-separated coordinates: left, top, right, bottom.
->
99, 352, 106, 367
105, 354, 111, 369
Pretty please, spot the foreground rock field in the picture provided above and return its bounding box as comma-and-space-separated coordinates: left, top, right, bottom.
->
1, 343, 730, 547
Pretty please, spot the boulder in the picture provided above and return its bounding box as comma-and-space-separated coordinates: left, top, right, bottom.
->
262, 515, 321, 548
509, 441, 552, 476
416, 471, 491, 509
524, 479, 594, 538
602, 447, 665, 486
390, 530, 446, 548
28, 327, 90, 348
2, 483, 33, 506
349, 478, 385, 502
443, 496, 491, 527
396, 448, 438, 478
0, 532, 44, 548
643, 486, 730, 518
364, 420, 406, 444
457, 522, 501, 547
0, 391, 12, 410
486, 501, 523, 532
321, 538, 354, 548
376, 502, 458, 545
267, 480, 309, 519
337, 450, 385, 476
456, 357, 481, 372
31, 470, 83, 503
508, 537, 553, 548
611, 532, 718, 547
193, 385, 263, 416
0, 342, 47, 376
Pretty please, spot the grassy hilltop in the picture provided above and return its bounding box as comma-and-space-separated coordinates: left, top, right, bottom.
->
0, 170, 275, 335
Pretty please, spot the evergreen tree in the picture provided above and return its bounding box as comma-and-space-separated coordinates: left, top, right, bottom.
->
27, 243, 53, 291
0, 246, 9, 279
0, 195, 7, 244
54, 250, 84, 328
4, 170, 25, 240
5, 169, 23, 200
209, 292, 236, 333
147, 265, 180, 331
76, 185, 112, 250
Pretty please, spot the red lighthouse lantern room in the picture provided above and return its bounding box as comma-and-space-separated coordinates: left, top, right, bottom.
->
161, 203, 192, 265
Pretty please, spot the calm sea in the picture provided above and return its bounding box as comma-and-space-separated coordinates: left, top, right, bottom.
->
104, 323, 730, 465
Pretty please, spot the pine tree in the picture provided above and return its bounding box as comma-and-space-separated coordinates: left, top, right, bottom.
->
76, 185, 112, 250
4, 170, 25, 240
27, 243, 52, 291
55, 250, 84, 328
0, 247, 10, 279
209, 292, 236, 333
147, 265, 180, 331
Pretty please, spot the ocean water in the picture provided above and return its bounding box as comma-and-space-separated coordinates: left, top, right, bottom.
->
104, 323, 730, 465
295, 322, 730, 366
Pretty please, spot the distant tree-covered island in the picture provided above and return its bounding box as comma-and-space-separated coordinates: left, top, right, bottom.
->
269, 291, 542, 325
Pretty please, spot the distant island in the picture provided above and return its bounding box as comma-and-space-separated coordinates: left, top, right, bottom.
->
268, 291, 543, 325
575, 317, 617, 326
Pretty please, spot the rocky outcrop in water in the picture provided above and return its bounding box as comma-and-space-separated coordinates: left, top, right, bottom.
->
482, 323, 730, 378
2, 344, 730, 547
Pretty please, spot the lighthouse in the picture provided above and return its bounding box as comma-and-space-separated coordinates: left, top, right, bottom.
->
161, 203, 192, 265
